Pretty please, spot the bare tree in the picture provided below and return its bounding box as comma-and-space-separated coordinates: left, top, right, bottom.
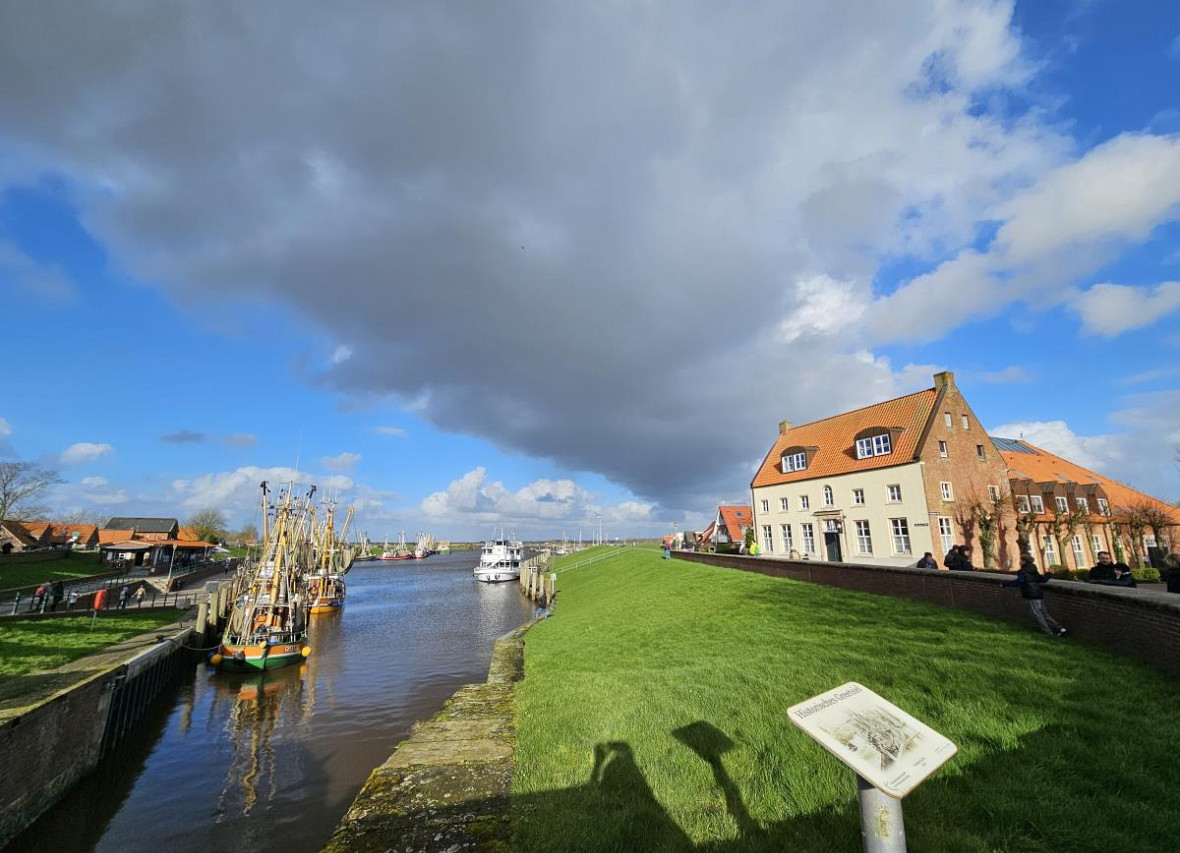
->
1048, 501, 1090, 571
0, 461, 62, 521
961, 489, 1007, 569
186, 508, 227, 544
1010, 493, 1038, 562
1113, 501, 1154, 568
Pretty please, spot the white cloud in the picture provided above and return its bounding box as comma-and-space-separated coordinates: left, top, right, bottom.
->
330, 344, 353, 364
81, 476, 108, 487
323, 451, 361, 471
60, 442, 114, 465
374, 426, 407, 437
171, 466, 355, 513
779, 275, 867, 341
1071, 282, 1180, 337
0, 417, 11, 439
989, 419, 1122, 472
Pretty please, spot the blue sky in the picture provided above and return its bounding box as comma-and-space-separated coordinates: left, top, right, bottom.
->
2, 0, 1179, 539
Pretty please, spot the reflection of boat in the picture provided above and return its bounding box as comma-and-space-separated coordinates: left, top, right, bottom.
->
474, 532, 523, 583
215, 483, 312, 671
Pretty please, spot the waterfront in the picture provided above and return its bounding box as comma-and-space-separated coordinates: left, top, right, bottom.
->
6, 552, 532, 853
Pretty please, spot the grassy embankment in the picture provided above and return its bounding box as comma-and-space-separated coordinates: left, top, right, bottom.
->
514, 547, 1180, 853
0, 611, 183, 678
0, 552, 106, 591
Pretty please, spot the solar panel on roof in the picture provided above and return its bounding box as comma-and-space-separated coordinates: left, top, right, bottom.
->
989, 436, 1036, 454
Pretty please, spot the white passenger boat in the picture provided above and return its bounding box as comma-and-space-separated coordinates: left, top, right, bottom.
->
473, 534, 523, 583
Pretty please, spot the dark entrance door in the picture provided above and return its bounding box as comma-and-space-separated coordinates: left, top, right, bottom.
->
824, 532, 842, 562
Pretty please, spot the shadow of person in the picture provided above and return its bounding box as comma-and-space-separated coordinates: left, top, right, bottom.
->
672, 721, 759, 838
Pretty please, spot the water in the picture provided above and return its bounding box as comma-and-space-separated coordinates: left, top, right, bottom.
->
8, 552, 532, 853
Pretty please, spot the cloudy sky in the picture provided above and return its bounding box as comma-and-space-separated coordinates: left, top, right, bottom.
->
2, 0, 1179, 539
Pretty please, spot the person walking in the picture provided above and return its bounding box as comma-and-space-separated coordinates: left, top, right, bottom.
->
51, 580, 65, 611
1088, 551, 1135, 587
66, 589, 80, 610
133, 586, 146, 607
1003, 555, 1068, 636
118, 585, 131, 610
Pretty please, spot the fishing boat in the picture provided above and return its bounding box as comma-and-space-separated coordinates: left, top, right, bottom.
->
381, 531, 413, 561
473, 532, 523, 583
307, 503, 355, 614
413, 532, 436, 559
213, 483, 313, 671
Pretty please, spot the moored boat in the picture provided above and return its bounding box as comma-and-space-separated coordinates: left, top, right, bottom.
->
474, 532, 523, 583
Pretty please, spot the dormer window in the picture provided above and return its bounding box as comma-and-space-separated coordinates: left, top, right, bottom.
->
854, 429, 894, 460
780, 446, 814, 473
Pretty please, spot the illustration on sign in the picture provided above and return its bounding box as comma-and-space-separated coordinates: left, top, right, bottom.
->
788, 682, 956, 798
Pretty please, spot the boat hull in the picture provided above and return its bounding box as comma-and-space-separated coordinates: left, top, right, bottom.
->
309, 598, 344, 614
218, 641, 307, 671
474, 570, 520, 583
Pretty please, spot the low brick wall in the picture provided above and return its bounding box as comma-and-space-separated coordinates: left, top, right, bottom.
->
677, 552, 1180, 679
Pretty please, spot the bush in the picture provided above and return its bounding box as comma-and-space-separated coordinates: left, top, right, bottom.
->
1131, 568, 1161, 583
1049, 565, 1074, 579
1075, 568, 1090, 581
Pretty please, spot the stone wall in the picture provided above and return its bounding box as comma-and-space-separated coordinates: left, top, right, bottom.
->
676, 551, 1180, 679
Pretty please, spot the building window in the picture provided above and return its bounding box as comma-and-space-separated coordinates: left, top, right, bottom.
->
938, 440, 948, 458
762, 525, 773, 553
1071, 535, 1085, 566
800, 495, 810, 509
1091, 534, 1102, 559
1017, 495, 1030, 513
1055, 496, 1069, 513
801, 523, 815, 554
890, 518, 911, 554
988, 485, 1000, 501
855, 432, 893, 459
940, 482, 954, 501
938, 517, 954, 553
976, 444, 986, 460
1043, 535, 1058, 566
1075, 497, 1088, 512
944, 412, 952, 427
1030, 495, 1045, 513
761, 500, 769, 513
782, 452, 807, 473
852, 488, 865, 505
780, 497, 788, 511
855, 520, 873, 554
1097, 497, 1110, 515
961, 415, 969, 429
823, 485, 834, 507
887, 484, 902, 503
782, 524, 793, 552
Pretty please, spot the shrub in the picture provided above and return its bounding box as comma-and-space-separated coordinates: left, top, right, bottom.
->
1131, 568, 1161, 583
1049, 565, 1074, 579
1074, 568, 1090, 581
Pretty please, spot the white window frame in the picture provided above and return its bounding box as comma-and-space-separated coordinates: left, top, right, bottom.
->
887, 484, 902, 503
855, 436, 873, 459
961, 414, 969, 429
938, 517, 954, 553
762, 525, 773, 553
800, 495, 810, 509
781, 524, 793, 552
761, 499, 769, 513
1042, 535, 1058, 566
944, 412, 952, 427
1071, 535, 1085, 566
801, 522, 815, 554
823, 485, 834, 507
782, 452, 807, 473
852, 488, 865, 506
940, 482, 953, 501
988, 485, 1000, 501
1075, 497, 1089, 512
855, 520, 872, 555
780, 497, 788, 512
890, 518, 911, 555
1055, 496, 1069, 513
1030, 495, 1045, 513
1097, 497, 1110, 515
1017, 495, 1031, 513
938, 440, 948, 458
873, 433, 891, 456
976, 444, 986, 460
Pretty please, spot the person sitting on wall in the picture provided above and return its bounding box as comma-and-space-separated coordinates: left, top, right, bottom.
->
916, 552, 938, 569
1088, 551, 1135, 587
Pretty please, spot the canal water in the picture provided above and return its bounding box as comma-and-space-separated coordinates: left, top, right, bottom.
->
8, 551, 532, 853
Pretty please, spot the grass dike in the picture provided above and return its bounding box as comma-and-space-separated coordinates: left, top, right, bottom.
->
513, 548, 1180, 853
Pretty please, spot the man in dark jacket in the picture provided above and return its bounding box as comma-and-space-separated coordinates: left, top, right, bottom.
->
1088, 551, 1135, 587
943, 545, 963, 570
1003, 555, 1068, 636
945, 545, 975, 571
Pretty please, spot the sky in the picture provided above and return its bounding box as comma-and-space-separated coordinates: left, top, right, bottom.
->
2, 0, 1179, 540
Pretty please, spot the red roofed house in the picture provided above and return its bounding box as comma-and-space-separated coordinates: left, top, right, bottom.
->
705, 505, 754, 553
751, 372, 1015, 567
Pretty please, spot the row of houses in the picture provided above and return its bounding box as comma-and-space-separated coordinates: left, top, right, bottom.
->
698, 371, 1179, 571
0, 516, 215, 569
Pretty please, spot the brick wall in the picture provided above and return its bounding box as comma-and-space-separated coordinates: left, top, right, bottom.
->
676, 551, 1180, 679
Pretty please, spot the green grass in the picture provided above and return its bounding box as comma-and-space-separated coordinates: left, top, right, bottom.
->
0, 552, 107, 591
0, 611, 183, 678
514, 548, 1180, 853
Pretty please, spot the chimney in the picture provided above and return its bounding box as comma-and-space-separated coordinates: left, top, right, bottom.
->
933, 371, 955, 389
778, 420, 793, 434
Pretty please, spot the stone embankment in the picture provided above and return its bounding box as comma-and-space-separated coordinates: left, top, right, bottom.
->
322, 626, 528, 853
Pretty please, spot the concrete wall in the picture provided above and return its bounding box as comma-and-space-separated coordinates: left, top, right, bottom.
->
676, 551, 1180, 679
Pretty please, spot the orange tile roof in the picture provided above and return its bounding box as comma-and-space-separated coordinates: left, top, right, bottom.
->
98, 528, 136, 545
50, 522, 98, 543
177, 526, 199, 541
20, 521, 52, 539
996, 439, 1180, 523
752, 388, 940, 488
718, 505, 753, 541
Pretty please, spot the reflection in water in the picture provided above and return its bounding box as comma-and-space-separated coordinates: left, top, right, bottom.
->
7, 552, 532, 853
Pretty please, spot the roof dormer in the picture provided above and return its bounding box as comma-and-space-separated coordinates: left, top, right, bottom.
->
780, 445, 818, 473
853, 426, 903, 460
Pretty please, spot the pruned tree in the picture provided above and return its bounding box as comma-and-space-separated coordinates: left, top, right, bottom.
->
1113, 501, 1152, 568
186, 508, 227, 544
1010, 493, 1038, 561
0, 461, 62, 521
1050, 500, 1090, 571
962, 489, 1007, 569
1136, 501, 1177, 554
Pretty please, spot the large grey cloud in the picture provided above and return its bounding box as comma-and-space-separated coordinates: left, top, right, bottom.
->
2, 1, 1086, 511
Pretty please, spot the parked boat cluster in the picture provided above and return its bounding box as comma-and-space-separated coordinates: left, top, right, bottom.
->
211, 482, 356, 672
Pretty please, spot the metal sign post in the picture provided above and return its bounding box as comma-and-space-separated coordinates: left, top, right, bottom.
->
788, 682, 957, 853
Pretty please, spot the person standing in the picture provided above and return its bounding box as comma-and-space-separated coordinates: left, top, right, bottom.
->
916, 552, 937, 569
943, 545, 963, 571
1088, 551, 1135, 587
67, 589, 80, 609
51, 580, 65, 611
1003, 555, 1068, 636
118, 585, 131, 610
134, 586, 146, 607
